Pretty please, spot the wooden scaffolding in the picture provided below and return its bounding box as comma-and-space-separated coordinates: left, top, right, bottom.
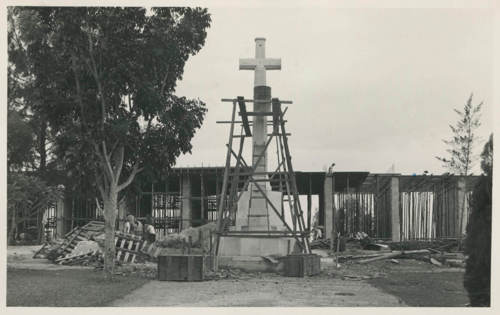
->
213, 96, 311, 258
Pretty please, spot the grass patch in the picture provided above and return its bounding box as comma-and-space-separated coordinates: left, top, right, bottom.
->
368, 271, 469, 306
7, 268, 150, 306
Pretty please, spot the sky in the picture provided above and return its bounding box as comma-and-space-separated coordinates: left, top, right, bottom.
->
173, 7, 494, 175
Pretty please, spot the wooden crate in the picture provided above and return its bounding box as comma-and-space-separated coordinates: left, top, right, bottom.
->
158, 255, 205, 281
283, 253, 321, 277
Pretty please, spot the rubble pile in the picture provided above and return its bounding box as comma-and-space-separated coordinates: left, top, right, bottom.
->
33, 221, 160, 267
156, 222, 216, 253
312, 231, 466, 268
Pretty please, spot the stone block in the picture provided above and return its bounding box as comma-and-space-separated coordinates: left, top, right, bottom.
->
283, 253, 321, 277
218, 236, 295, 257
158, 255, 205, 281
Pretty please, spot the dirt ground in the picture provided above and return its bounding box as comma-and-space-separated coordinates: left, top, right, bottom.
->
368, 270, 468, 306
325, 256, 469, 306
7, 269, 149, 307
6, 245, 469, 307
110, 272, 403, 307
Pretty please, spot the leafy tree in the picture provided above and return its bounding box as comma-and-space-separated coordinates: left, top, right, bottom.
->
436, 93, 482, 175
7, 172, 62, 244
464, 134, 492, 306
7, 109, 35, 171
8, 7, 55, 177
436, 93, 483, 237
9, 7, 211, 276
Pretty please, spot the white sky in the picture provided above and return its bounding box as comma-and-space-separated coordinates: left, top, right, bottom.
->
174, 7, 494, 175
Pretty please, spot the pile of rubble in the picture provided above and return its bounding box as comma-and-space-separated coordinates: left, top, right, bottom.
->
33, 221, 160, 267
312, 231, 466, 268
32, 221, 217, 268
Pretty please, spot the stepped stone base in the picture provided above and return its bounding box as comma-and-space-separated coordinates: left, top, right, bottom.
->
233, 189, 285, 230
220, 186, 292, 257
218, 236, 296, 257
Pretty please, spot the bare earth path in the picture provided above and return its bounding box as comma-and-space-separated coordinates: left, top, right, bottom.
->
110, 274, 405, 307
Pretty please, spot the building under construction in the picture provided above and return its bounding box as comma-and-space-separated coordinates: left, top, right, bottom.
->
47, 168, 479, 244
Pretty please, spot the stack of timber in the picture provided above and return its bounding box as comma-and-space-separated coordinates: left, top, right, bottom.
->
35, 221, 161, 266
115, 231, 161, 263
35, 221, 105, 261
351, 249, 466, 267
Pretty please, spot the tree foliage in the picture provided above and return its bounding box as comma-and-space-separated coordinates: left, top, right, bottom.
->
8, 7, 211, 275
7, 109, 35, 171
7, 172, 63, 244
464, 134, 492, 306
436, 94, 482, 175
8, 8, 55, 176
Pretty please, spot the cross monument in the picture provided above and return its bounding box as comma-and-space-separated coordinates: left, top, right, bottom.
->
236, 38, 283, 230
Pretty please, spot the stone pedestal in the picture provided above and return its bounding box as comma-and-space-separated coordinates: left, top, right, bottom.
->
232, 189, 285, 231
219, 188, 290, 257
218, 236, 295, 256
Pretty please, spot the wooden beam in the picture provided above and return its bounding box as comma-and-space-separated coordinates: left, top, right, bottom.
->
222, 98, 293, 104
237, 96, 252, 137
200, 171, 205, 223
272, 98, 280, 135
241, 112, 274, 116
308, 173, 312, 232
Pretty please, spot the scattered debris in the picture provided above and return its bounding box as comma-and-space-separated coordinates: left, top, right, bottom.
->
385, 239, 462, 252
342, 274, 374, 281
55, 250, 101, 266
35, 221, 105, 265
204, 267, 261, 281
358, 249, 430, 264
33, 221, 162, 267
310, 239, 331, 249
261, 256, 279, 264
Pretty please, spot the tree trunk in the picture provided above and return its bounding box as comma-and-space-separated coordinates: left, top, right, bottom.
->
38, 118, 47, 175
8, 208, 17, 244
94, 143, 141, 278
103, 186, 118, 277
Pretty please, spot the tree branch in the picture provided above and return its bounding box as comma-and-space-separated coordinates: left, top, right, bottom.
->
160, 65, 170, 95
113, 145, 125, 181
70, 53, 87, 131
117, 164, 142, 192
96, 179, 106, 201
85, 32, 106, 132
92, 141, 114, 184
101, 141, 116, 184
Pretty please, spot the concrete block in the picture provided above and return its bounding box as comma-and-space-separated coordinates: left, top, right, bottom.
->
218, 236, 295, 257
283, 253, 321, 277
158, 255, 205, 281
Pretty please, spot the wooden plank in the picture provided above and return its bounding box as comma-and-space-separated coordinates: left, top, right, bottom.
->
123, 238, 135, 262
237, 96, 252, 137
240, 112, 273, 116
221, 98, 293, 104
113, 247, 142, 256
130, 240, 140, 263
116, 238, 126, 261
214, 100, 238, 260
59, 230, 83, 254
272, 98, 280, 135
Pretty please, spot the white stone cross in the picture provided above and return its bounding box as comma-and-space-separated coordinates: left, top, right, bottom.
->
239, 37, 281, 87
